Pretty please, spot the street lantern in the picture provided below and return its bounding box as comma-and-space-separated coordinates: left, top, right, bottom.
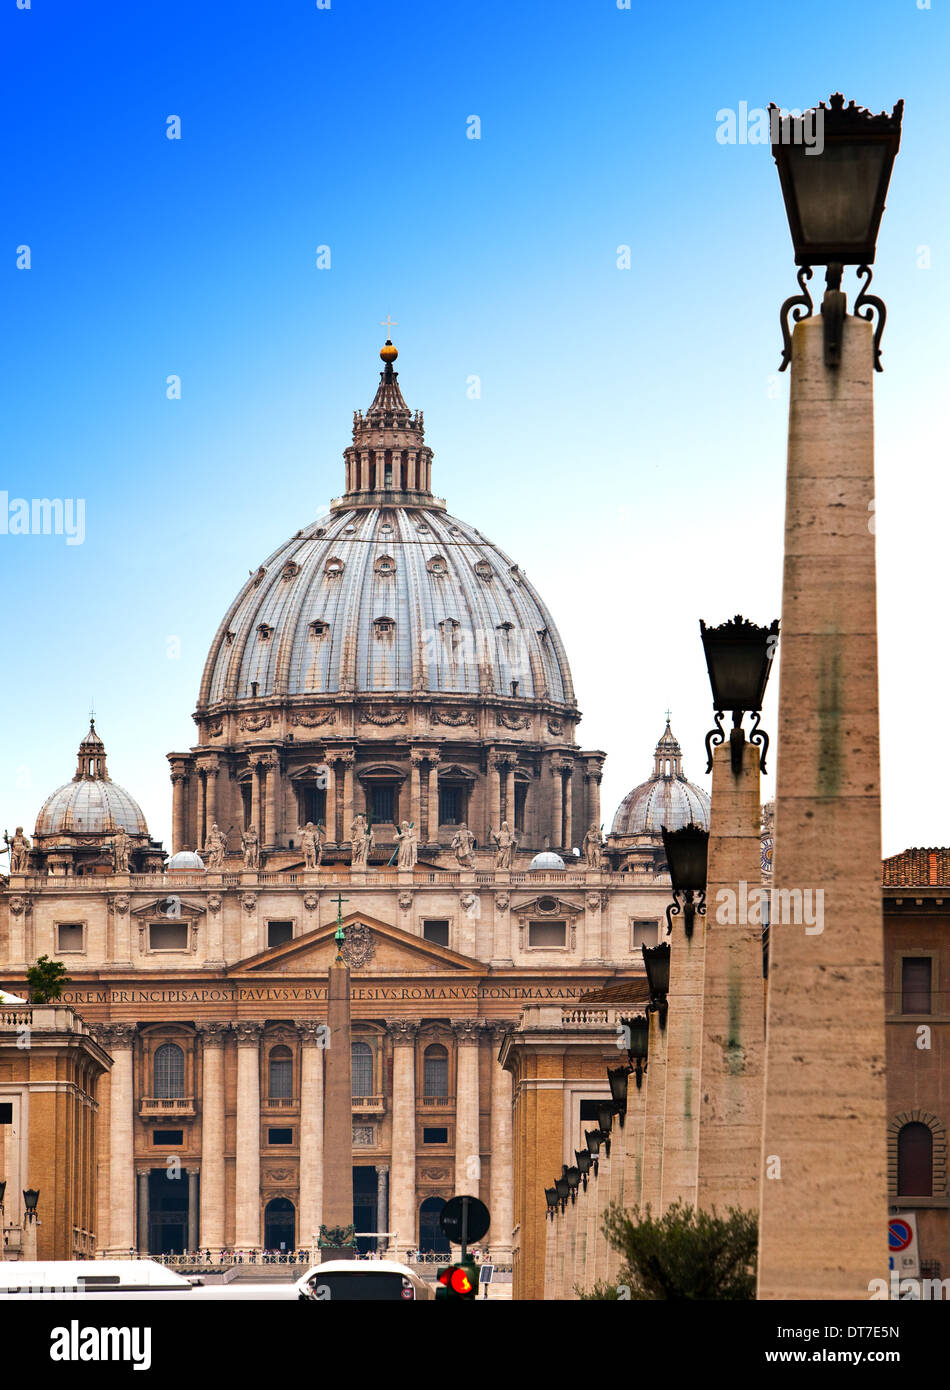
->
584, 1129, 602, 1175
565, 1166, 580, 1203
661, 822, 709, 939
771, 93, 903, 371
607, 1065, 629, 1126
575, 1150, 592, 1189
554, 1175, 569, 1211
544, 1186, 558, 1219
621, 1013, 649, 1089
596, 1102, 617, 1156
700, 615, 779, 774
643, 941, 671, 1029
0, 1181, 6, 1208
23, 1188, 40, 1221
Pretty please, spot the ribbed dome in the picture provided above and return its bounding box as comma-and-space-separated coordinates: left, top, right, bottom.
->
611, 720, 710, 836
199, 504, 575, 707
167, 849, 205, 871
36, 779, 149, 837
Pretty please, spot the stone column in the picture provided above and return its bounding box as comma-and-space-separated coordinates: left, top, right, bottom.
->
696, 740, 765, 1215
339, 751, 356, 840
488, 753, 502, 838
583, 1159, 601, 1293
758, 313, 888, 1300
321, 758, 336, 843
322, 961, 354, 1247
388, 1021, 418, 1261
551, 758, 566, 848
453, 1021, 480, 1198
263, 753, 280, 850
187, 1169, 199, 1250
136, 1169, 149, 1254
586, 762, 603, 835
171, 773, 187, 853
638, 1009, 668, 1213
200, 760, 219, 839
621, 1041, 648, 1215
592, 1148, 611, 1289
659, 903, 707, 1212
375, 1165, 389, 1248
409, 751, 424, 836
249, 759, 262, 841
360, 449, 370, 492
198, 1022, 228, 1248
563, 761, 574, 851
488, 1024, 514, 1261
103, 1023, 137, 1254
426, 753, 441, 844
407, 450, 417, 490
234, 1021, 263, 1249
502, 762, 515, 827
297, 1020, 325, 1251
196, 774, 207, 852
543, 1211, 557, 1300
605, 1121, 625, 1286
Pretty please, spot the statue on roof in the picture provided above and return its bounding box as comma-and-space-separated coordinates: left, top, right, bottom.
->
451, 822, 476, 868
300, 821, 324, 870
491, 821, 517, 870
582, 823, 604, 869
206, 822, 229, 870
7, 827, 31, 874
395, 820, 418, 870
241, 825, 260, 870
350, 814, 373, 868
111, 825, 132, 874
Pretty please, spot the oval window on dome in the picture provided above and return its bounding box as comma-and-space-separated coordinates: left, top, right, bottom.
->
309, 620, 329, 638
257, 623, 274, 641
374, 554, 396, 576
427, 555, 448, 576
281, 561, 300, 581
324, 557, 344, 577
474, 560, 493, 580
251, 566, 266, 588
374, 616, 396, 637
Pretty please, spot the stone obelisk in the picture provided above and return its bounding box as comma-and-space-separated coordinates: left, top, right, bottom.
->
757, 314, 888, 1298
320, 903, 355, 1260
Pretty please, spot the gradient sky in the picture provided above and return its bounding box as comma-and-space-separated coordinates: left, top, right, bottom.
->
2, 0, 947, 858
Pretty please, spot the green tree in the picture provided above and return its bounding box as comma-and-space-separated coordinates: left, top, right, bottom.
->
26, 955, 71, 1004
578, 1200, 757, 1300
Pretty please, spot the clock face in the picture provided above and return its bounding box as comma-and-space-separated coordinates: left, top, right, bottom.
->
761, 835, 773, 875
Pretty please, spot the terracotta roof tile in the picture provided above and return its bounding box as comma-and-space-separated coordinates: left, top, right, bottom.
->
577, 978, 651, 1006
882, 848, 950, 887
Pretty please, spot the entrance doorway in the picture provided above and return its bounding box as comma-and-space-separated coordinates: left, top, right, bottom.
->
264, 1197, 296, 1252
353, 1166, 378, 1254
147, 1168, 189, 1255
419, 1196, 450, 1255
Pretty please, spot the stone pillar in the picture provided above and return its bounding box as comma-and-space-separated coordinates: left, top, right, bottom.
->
375, 1165, 389, 1248
171, 773, 187, 853
410, 752, 424, 836
407, 450, 417, 490
551, 758, 566, 848
187, 1169, 199, 1250
502, 763, 514, 827
250, 760, 262, 841
605, 1122, 625, 1286
453, 1021, 480, 1197
104, 1023, 136, 1254
340, 751, 356, 840
196, 774, 207, 852
234, 1021, 263, 1250
389, 1021, 418, 1261
360, 449, 370, 492
488, 754, 502, 838
322, 961, 354, 1250
696, 741, 765, 1215
592, 1148, 611, 1289
263, 753, 280, 849
583, 1159, 601, 1293
488, 1026, 514, 1261
298, 1020, 325, 1251
544, 1211, 557, 1300
563, 762, 574, 851
586, 763, 603, 835
198, 1022, 228, 1248
621, 1047, 648, 1216
758, 313, 888, 1300
638, 1009, 668, 1213
426, 753, 441, 844
659, 903, 707, 1212
322, 758, 336, 843
136, 1169, 149, 1254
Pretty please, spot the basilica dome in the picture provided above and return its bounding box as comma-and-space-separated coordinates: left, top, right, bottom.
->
611, 720, 710, 837
34, 721, 150, 839
197, 345, 574, 713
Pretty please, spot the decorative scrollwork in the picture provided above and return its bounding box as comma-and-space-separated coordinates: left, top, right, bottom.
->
854, 264, 886, 373
704, 710, 726, 774
748, 710, 770, 775
666, 888, 706, 940
779, 266, 814, 372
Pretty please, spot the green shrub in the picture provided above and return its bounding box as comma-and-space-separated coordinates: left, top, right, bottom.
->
579, 1200, 757, 1300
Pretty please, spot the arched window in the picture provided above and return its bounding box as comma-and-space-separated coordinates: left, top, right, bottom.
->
898, 1122, 933, 1197
423, 1043, 449, 1098
419, 1196, 450, 1254
351, 1041, 373, 1097
268, 1045, 293, 1100
154, 1042, 185, 1099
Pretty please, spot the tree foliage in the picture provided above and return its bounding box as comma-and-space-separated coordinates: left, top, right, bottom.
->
26, 955, 71, 1003
579, 1200, 757, 1300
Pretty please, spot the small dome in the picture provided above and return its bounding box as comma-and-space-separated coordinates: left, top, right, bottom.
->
611, 719, 710, 837
529, 851, 566, 870
34, 720, 149, 840
167, 849, 205, 871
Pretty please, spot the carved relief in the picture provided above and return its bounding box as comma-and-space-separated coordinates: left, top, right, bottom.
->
112, 894, 130, 915
208, 719, 224, 737
387, 1018, 419, 1044
242, 894, 257, 913
239, 713, 273, 733
430, 708, 476, 728
586, 892, 602, 912
196, 1021, 229, 1047
233, 1021, 265, 1045
291, 709, 336, 729
547, 718, 564, 736
421, 1168, 451, 1181
398, 892, 413, 911
207, 894, 222, 914
8, 896, 31, 916
281, 561, 300, 581
340, 922, 376, 969
495, 892, 509, 912
266, 1169, 292, 1182
359, 705, 407, 726
303, 893, 319, 912
496, 712, 531, 731
353, 1126, 375, 1146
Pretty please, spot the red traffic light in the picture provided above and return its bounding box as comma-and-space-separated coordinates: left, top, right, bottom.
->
449, 1267, 473, 1295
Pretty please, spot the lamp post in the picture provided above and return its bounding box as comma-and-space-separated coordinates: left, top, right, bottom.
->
606, 1066, 629, 1127
772, 94, 902, 371
642, 941, 670, 1029
620, 1013, 649, 1089
575, 1150, 591, 1192
660, 822, 709, 939
22, 1188, 39, 1261
584, 1128, 602, 1176
700, 616, 779, 776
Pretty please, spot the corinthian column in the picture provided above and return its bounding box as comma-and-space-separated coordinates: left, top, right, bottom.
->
409, 751, 424, 835
99, 1023, 137, 1254
196, 774, 207, 853
388, 1020, 418, 1261
426, 753, 441, 845
171, 772, 187, 853
198, 1022, 228, 1248
234, 1021, 264, 1249
249, 758, 262, 840
297, 1019, 326, 1250
488, 754, 502, 839
453, 1021, 480, 1197
263, 752, 280, 849
339, 750, 356, 838
488, 1023, 514, 1260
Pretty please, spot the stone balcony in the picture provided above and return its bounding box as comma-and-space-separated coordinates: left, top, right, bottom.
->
351, 1095, 386, 1115
9, 865, 659, 891
139, 1096, 196, 1118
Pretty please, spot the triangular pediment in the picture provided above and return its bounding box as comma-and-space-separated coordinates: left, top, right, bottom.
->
511, 895, 583, 917
229, 911, 483, 977
131, 896, 206, 919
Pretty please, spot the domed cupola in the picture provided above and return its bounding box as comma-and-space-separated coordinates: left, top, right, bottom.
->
608, 718, 710, 876
33, 720, 163, 877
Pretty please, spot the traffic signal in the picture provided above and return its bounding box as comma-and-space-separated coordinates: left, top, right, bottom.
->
435, 1261, 478, 1300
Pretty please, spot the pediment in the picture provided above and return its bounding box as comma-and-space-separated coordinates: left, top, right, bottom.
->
229, 911, 484, 976
511, 895, 583, 918
131, 896, 206, 919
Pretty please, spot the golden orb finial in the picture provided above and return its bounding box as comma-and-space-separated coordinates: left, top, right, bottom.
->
380, 340, 398, 364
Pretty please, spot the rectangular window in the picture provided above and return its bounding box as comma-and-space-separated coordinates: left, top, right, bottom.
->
299, 784, 326, 827
153, 1130, 184, 1146
528, 920, 566, 949
268, 920, 294, 949
241, 782, 252, 830
423, 920, 450, 947
514, 782, 528, 832
370, 783, 396, 823
901, 957, 932, 1014
423, 1127, 448, 1144
632, 920, 659, 951
268, 1128, 293, 1145
56, 922, 84, 953
0, 1103, 12, 1124
438, 785, 463, 825
149, 922, 188, 952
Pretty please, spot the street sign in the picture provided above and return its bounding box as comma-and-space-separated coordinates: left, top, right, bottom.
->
888, 1213, 920, 1280
478, 1263, 494, 1284
439, 1195, 491, 1246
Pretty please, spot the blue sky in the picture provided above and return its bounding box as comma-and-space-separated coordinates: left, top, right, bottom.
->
2, 0, 947, 856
